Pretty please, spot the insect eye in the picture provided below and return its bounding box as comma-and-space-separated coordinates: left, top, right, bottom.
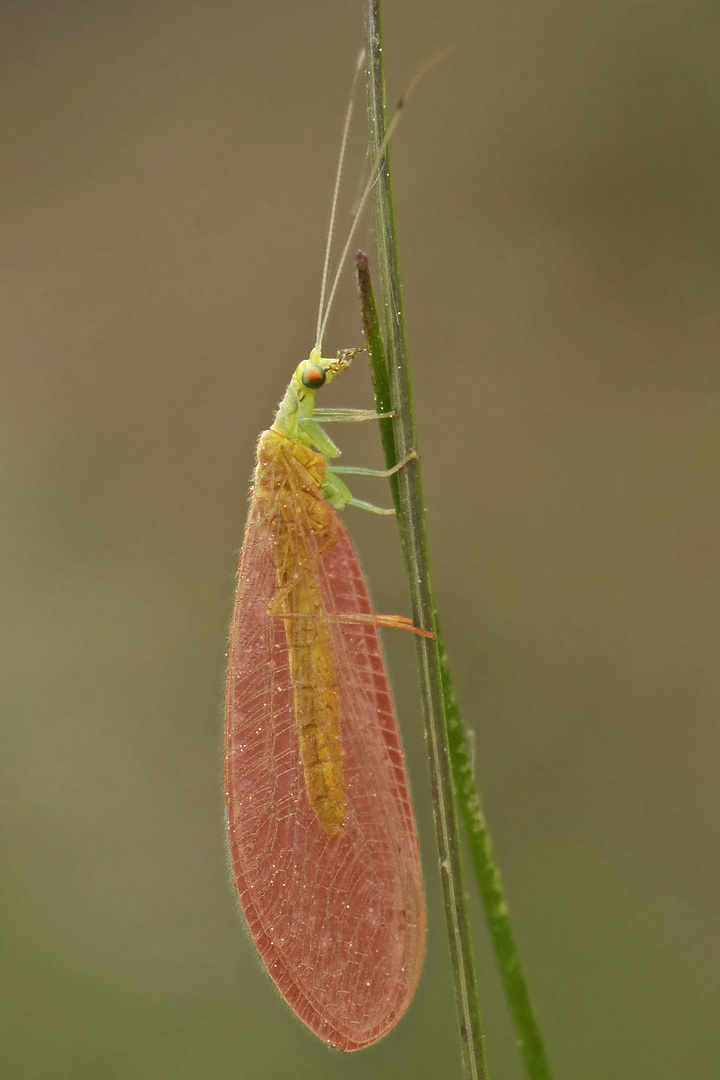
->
301, 366, 326, 389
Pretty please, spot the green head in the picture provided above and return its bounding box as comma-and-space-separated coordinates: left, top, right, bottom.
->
272, 346, 358, 444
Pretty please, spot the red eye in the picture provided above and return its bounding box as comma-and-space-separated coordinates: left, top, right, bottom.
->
301, 366, 326, 389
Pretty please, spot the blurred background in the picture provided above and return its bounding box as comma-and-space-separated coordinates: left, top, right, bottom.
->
2, 1, 719, 1077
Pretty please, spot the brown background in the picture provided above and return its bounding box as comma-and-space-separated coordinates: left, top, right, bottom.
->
2, 1, 718, 1078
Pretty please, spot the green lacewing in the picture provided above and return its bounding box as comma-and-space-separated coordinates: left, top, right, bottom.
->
224, 53, 427, 1051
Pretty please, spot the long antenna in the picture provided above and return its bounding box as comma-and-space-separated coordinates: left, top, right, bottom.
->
315, 50, 366, 350
317, 53, 444, 350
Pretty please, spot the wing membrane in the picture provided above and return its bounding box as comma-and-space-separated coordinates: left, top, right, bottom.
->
225, 429, 425, 1051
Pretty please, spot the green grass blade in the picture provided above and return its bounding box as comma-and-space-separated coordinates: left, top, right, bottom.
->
362, 4, 488, 1078
356, 250, 399, 508
439, 640, 554, 1080
361, 5, 554, 1079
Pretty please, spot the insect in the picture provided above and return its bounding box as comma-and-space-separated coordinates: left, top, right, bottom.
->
224, 55, 427, 1052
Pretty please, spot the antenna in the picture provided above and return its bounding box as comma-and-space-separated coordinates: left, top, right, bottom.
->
315, 50, 366, 350
316, 51, 445, 350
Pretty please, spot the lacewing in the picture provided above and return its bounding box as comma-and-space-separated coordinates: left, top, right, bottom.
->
224, 344, 427, 1050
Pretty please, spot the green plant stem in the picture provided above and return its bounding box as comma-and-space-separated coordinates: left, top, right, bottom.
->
439, 644, 554, 1080
355, 251, 398, 505
360, 6, 554, 1080
362, 5, 488, 1079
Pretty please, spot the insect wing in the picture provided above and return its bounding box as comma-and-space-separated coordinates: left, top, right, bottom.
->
224, 457, 426, 1051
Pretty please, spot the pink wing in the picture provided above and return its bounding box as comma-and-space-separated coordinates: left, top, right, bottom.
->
224, 493, 426, 1051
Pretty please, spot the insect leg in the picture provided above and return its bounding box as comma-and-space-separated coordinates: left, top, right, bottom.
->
312, 408, 395, 422
331, 450, 418, 478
